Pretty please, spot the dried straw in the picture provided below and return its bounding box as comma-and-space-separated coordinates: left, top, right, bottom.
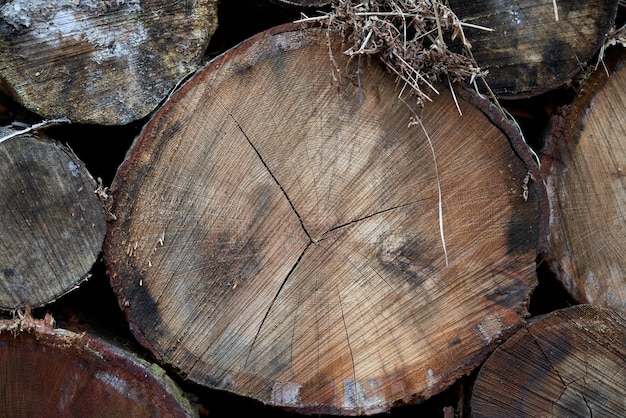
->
297, 0, 492, 109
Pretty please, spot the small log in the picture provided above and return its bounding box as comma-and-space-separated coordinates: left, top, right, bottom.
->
0, 0, 218, 125
471, 304, 626, 417
104, 24, 546, 415
0, 129, 106, 310
0, 314, 198, 417
449, 0, 619, 98
541, 49, 626, 315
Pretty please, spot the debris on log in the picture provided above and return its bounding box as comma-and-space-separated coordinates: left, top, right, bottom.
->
104, 24, 545, 415
541, 49, 626, 315
0, 313, 199, 417
0, 128, 106, 310
297, 1, 486, 110
449, 0, 620, 98
0, 0, 218, 125
471, 304, 626, 417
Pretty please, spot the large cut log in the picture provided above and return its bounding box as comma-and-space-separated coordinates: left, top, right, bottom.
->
471, 304, 626, 417
104, 24, 546, 415
449, 0, 619, 98
541, 49, 626, 315
0, 314, 198, 417
0, 128, 106, 310
0, 0, 218, 125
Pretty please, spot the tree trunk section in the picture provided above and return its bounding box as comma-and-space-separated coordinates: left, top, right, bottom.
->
0, 314, 198, 417
0, 130, 106, 310
449, 0, 619, 98
541, 49, 626, 315
471, 304, 626, 417
104, 24, 546, 415
0, 0, 218, 125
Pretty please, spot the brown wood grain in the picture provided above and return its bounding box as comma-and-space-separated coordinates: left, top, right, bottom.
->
471, 304, 626, 417
542, 50, 626, 315
0, 315, 198, 417
104, 24, 546, 415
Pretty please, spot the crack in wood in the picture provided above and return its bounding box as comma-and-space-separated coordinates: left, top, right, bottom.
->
245, 242, 312, 368
225, 111, 315, 369
228, 112, 313, 243
317, 198, 434, 242
525, 326, 577, 415
228, 110, 360, 394
224, 102, 439, 408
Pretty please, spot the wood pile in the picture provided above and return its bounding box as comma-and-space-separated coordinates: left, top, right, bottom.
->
0, 0, 624, 416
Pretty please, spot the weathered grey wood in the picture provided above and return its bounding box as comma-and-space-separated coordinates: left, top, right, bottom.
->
0, 0, 218, 125
0, 130, 106, 309
450, 0, 619, 98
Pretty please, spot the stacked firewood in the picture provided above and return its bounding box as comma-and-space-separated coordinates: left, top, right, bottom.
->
0, 1, 623, 416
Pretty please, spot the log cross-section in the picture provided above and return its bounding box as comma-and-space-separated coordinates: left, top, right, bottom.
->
542, 50, 626, 315
0, 131, 106, 310
104, 24, 545, 415
449, 0, 619, 98
0, 315, 198, 417
0, 0, 218, 125
471, 304, 626, 417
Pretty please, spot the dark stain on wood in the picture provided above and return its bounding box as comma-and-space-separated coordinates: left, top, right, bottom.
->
450, 0, 619, 98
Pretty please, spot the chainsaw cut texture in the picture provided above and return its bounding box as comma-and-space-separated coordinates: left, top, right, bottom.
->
105, 24, 545, 415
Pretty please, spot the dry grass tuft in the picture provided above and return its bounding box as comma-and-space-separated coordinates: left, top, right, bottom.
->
298, 0, 491, 109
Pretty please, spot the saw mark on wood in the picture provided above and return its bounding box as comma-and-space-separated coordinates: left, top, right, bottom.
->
337, 282, 358, 411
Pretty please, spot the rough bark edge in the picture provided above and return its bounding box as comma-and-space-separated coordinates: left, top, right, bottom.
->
456, 86, 550, 260
105, 23, 546, 415
0, 128, 108, 310
0, 313, 199, 417
539, 47, 626, 302
106, 21, 319, 365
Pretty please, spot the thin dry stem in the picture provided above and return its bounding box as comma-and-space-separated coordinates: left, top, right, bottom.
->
409, 115, 448, 267
0, 118, 71, 145
552, 0, 559, 22
597, 23, 626, 74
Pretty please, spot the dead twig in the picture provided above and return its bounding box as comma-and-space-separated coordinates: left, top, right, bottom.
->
596, 23, 626, 75
0, 118, 71, 145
